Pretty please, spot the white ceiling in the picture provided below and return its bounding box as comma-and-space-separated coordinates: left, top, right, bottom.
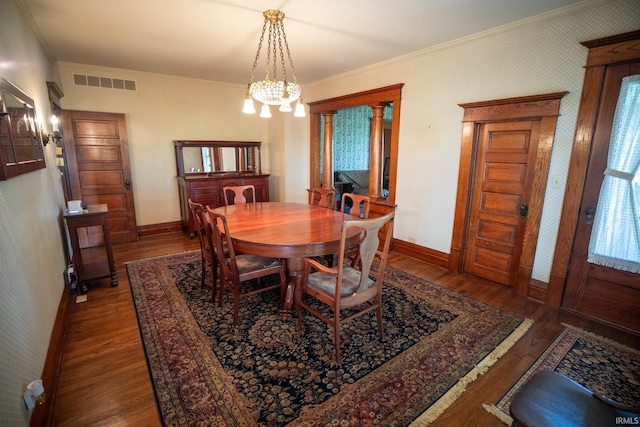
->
21, 0, 584, 85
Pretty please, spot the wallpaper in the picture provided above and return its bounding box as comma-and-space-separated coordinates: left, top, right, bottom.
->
321, 104, 393, 172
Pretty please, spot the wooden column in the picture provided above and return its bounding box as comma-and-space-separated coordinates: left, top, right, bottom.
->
322, 111, 336, 188
368, 104, 387, 198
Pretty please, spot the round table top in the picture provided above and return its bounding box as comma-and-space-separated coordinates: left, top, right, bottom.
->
208, 202, 361, 258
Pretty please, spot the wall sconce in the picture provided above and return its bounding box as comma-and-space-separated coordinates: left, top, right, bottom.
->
43, 114, 62, 146
23, 379, 46, 410
46, 131, 62, 146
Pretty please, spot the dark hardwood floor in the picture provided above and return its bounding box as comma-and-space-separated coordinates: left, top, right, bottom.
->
50, 233, 639, 426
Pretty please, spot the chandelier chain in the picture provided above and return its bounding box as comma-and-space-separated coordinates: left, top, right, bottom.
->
280, 23, 298, 84
248, 19, 268, 87
276, 22, 288, 84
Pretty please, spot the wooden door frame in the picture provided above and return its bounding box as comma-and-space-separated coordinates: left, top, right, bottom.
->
548, 30, 640, 308
450, 92, 567, 296
308, 84, 403, 207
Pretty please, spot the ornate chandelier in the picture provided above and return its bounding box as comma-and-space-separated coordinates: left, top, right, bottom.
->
242, 9, 306, 118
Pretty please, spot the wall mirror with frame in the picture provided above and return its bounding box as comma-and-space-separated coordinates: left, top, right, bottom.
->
174, 140, 262, 176
0, 77, 46, 180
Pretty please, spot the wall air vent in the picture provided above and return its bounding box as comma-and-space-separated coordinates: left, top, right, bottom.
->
73, 74, 136, 91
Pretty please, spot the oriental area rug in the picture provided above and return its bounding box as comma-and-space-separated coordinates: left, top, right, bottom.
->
484, 324, 640, 425
126, 251, 531, 426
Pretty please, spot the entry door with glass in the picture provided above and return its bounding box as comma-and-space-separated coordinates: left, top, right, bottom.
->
563, 62, 640, 332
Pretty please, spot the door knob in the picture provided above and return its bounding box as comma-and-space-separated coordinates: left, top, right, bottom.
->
125, 180, 131, 190
520, 202, 529, 218
585, 206, 596, 224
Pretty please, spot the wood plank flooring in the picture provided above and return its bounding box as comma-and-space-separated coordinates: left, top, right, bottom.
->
50, 233, 639, 426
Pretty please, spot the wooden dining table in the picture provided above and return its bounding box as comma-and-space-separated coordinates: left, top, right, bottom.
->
207, 202, 362, 314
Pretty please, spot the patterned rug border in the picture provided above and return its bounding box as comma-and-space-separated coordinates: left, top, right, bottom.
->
483, 323, 640, 426
127, 250, 532, 426
412, 318, 532, 426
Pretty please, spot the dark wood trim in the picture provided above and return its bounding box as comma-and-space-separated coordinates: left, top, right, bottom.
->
451, 92, 566, 296
137, 221, 183, 237
29, 285, 73, 427
392, 238, 449, 269
548, 32, 640, 308
308, 84, 404, 114
528, 278, 548, 303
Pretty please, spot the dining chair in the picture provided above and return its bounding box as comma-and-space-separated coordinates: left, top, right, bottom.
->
223, 184, 256, 205
336, 192, 372, 266
308, 187, 338, 210
340, 192, 370, 218
206, 207, 287, 325
188, 199, 218, 299
295, 211, 394, 363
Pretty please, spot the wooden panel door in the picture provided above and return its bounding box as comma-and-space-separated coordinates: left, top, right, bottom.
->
463, 121, 539, 286
563, 62, 640, 332
62, 110, 137, 245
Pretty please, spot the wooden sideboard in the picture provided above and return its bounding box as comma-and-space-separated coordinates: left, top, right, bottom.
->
175, 140, 269, 234
177, 174, 270, 234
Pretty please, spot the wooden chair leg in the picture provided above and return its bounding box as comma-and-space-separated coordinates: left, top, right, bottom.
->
295, 283, 304, 331
218, 280, 224, 308
334, 322, 341, 363
232, 287, 240, 326
200, 258, 206, 288
211, 260, 218, 304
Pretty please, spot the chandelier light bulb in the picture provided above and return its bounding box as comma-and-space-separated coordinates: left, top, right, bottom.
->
242, 90, 256, 114
260, 104, 272, 118
294, 98, 306, 117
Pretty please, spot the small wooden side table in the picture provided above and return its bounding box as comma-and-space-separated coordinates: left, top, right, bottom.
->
64, 204, 117, 293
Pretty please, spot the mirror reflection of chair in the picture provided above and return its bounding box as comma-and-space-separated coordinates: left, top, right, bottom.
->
188, 199, 218, 300
308, 187, 338, 210
223, 184, 256, 205
206, 207, 287, 325
509, 370, 640, 427
295, 211, 394, 363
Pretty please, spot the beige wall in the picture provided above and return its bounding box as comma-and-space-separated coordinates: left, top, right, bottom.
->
56, 64, 313, 219
0, 0, 66, 425
304, 0, 639, 281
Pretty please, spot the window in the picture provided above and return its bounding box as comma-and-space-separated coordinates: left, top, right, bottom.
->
588, 74, 640, 273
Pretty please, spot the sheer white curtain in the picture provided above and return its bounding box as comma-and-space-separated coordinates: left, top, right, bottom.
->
588, 74, 640, 273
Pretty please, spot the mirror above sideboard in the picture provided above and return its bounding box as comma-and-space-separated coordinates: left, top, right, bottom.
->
174, 140, 262, 177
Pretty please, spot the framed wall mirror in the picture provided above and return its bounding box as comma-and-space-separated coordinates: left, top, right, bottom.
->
0, 77, 46, 180
174, 140, 262, 177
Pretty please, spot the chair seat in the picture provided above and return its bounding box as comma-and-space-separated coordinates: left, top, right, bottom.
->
307, 266, 375, 297
510, 370, 638, 427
